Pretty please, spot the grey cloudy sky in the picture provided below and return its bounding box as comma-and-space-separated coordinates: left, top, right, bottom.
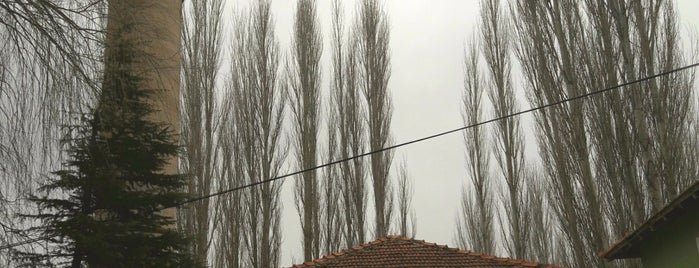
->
224, 0, 699, 266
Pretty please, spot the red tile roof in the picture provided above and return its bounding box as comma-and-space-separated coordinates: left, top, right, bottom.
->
291, 235, 563, 267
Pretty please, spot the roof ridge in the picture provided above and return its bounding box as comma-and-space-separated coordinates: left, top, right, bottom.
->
290, 235, 564, 268
291, 236, 394, 268
388, 235, 545, 267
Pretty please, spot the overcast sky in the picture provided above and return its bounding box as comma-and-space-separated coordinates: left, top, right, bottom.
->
223, 0, 699, 266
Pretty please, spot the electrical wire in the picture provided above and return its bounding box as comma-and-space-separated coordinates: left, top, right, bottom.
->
2, 62, 698, 251
176, 62, 699, 207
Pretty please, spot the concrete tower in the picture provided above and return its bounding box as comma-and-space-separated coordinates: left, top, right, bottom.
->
103, 0, 183, 221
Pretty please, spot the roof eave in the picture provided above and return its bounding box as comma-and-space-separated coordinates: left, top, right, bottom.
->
600, 180, 699, 260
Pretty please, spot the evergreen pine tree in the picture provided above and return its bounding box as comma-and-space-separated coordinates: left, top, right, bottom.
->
14, 22, 200, 268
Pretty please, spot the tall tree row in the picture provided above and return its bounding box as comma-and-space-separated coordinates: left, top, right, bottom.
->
513, 1, 697, 267
194, 0, 408, 265
456, 1, 697, 267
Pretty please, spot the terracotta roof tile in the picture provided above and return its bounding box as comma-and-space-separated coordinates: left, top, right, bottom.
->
509, 259, 523, 264
290, 235, 564, 267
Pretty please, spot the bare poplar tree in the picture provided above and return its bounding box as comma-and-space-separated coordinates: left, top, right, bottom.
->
355, 0, 394, 238
317, 1, 347, 254
228, 2, 286, 267
331, 0, 367, 247
594, 1, 695, 266
480, 0, 527, 259
395, 160, 415, 238
455, 34, 494, 255
513, 1, 609, 266
599, 0, 696, 214
288, 0, 323, 261
180, 0, 224, 264
512, 2, 610, 266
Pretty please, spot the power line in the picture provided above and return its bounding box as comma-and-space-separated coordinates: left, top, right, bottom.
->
176, 62, 699, 208
2, 62, 698, 251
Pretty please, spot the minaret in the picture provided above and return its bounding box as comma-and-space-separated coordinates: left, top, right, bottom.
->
104, 0, 182, 222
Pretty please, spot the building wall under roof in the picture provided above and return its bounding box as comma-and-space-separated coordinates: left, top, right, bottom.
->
639, 208, 699, 268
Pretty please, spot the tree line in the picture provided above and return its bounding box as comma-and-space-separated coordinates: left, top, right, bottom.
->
1, 0, 697, 267
181, 0, 415, 266
455, 0, 698, 268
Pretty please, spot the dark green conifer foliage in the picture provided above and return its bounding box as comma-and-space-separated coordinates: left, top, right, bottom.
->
14, 22, 200, 268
